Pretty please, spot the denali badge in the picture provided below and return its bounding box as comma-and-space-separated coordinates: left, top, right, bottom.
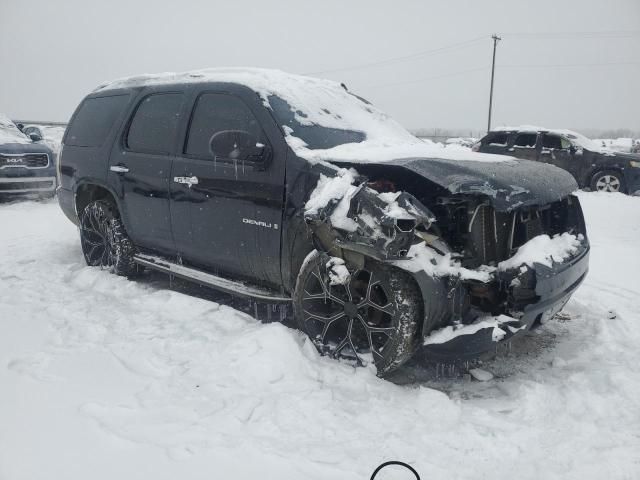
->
242, 218, 278, 229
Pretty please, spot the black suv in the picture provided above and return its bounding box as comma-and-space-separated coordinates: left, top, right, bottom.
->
475, 127, 640, 194
58, 69, 589, 376
0, 114, 57, 197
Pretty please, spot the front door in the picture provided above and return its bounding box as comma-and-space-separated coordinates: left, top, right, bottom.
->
540, 133, 580, 178
170, 91, 285, 287
109, 91, 186, 254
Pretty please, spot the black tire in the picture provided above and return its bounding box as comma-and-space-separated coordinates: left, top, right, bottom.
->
590, 170, 626, 193
79, 199, 138, 276
293, 250, 422, 376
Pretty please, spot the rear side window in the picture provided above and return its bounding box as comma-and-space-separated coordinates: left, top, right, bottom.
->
514, 133, 537, 148
185, 93, 266, 159
65, 94, 130, 147
483, 132, 508, 146
127, 93, 184, 155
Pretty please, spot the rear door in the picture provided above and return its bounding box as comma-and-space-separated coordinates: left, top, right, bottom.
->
108, 90, 186, 255
170, 89, 286, 286
509, 132, 540, 161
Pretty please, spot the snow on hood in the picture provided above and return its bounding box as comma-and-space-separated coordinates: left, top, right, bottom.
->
95, 67, 508, 164
0, 113, 30, 145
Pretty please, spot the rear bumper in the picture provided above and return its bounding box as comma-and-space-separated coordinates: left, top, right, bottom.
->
0, 176, 57, 194
422, 244, 590, 361
623, 169, 640, 195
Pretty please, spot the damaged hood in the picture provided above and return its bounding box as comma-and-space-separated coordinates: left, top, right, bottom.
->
331, 156, 578, 211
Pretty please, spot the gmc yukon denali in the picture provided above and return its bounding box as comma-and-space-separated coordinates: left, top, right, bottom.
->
57, 68, 589, 376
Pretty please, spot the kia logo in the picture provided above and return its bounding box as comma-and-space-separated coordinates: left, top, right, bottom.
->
6, 158, 22, 163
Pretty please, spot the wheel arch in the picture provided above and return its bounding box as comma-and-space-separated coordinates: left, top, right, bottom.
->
588, 167, 627, 192
74, 180, 122, 218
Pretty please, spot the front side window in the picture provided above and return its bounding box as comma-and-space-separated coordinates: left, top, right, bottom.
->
127, 93, 184, 154
185, 93, 266, 159
542, 134, 562, 149
514, 133, 537, 148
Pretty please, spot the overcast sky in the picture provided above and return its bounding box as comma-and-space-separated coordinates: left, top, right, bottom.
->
1, 0, 638, 133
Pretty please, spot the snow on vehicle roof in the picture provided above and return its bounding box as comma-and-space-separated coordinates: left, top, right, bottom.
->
0, 113, 30, 145
95, 68, 509, 164
493, 125, 612, 153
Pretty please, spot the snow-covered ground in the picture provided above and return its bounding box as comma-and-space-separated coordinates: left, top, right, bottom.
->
1, 192, 639, 480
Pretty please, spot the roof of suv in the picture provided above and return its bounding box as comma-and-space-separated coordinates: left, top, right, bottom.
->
490, 125, 609, 153
93, 67, 513, 165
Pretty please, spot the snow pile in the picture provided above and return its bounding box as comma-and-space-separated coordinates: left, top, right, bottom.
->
326, 257, 350, 285
423, 315, 515, 345
498, 233, 583, 271
2, 193, 640, 479
96, 67, 509, 164
592, 138, 635, 153
400, 242, 494, 282
0, 113, 30, 145
304, 168, 360, 232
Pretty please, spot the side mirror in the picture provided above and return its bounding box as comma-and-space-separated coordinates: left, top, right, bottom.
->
209, 130, 266, 163
29, 133, 43, 142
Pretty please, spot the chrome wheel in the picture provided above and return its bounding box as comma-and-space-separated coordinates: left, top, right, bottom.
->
595, 174, 621, 192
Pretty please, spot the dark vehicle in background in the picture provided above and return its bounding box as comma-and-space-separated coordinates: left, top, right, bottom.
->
57, 69, 589, 377
0, 114, 57, 197
474, 126, 640, 194
21, 124, 66, 160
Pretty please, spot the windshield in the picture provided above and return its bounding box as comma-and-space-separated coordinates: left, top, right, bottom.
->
268, 95, 366, 150
265, 87, 417, 152
562, 132, 607, 152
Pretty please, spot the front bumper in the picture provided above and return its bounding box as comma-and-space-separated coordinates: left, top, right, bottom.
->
0, 176, 57, 194
422, 244, 590, 361
623, 169, 640, 196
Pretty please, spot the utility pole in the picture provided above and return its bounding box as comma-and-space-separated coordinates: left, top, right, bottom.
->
487, 34, 501, 133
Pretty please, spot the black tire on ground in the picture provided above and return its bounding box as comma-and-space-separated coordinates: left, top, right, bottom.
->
293, 250, 422, 376
79, 199, 138, 277
590, 170, 626, 193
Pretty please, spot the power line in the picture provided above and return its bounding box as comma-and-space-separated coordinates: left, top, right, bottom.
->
500, 61, 640, 68
502, 30, 640, 39
304, 36, 487, 75
361, 66, 489, 89
358, 60, 639, 90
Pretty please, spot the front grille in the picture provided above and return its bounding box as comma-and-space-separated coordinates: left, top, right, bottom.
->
467, 197, 584, 267
0, 153, 49, 168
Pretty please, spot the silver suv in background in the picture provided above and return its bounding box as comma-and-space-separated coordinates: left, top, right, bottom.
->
0, 114, 57, 197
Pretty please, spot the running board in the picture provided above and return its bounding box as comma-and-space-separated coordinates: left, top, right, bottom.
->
133, 254, 291, 303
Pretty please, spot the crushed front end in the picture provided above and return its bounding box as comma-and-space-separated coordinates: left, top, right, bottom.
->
304, 167, 589, 362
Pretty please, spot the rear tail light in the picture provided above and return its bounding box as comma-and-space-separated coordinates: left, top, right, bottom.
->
56, 144, 63, 185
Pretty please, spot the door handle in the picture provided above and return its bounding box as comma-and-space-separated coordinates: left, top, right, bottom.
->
110, 165, 129, 173
173, 176, 199, 186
